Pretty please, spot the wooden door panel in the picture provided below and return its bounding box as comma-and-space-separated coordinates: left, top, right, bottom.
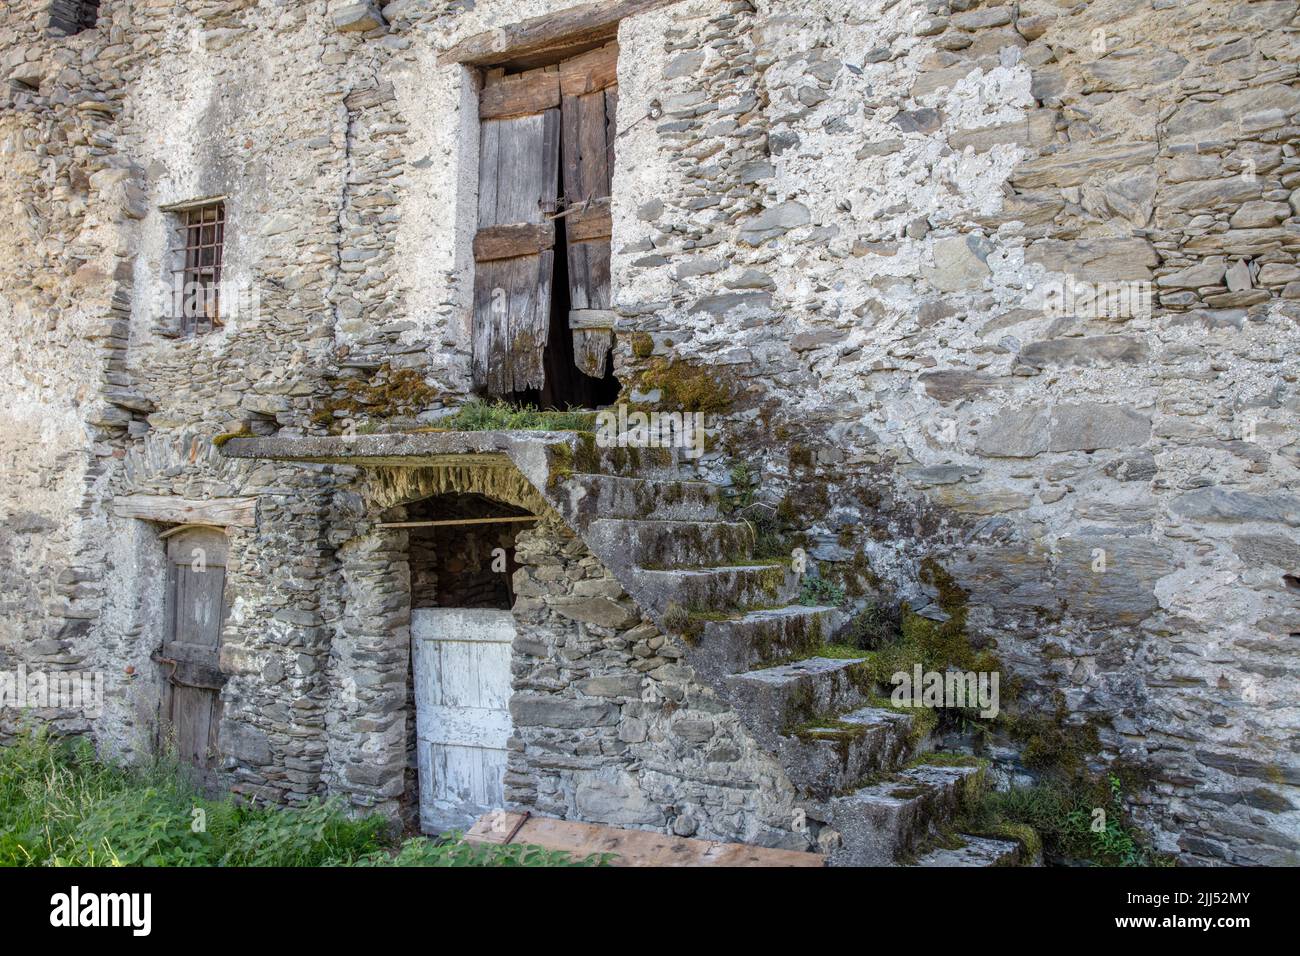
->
561, 69, 617, 377
411, 609, 515, 833
472, 99, 561, 395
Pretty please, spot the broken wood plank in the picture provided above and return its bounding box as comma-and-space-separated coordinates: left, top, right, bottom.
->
479, 67, 560, 119
473, 222, 555, 261
113, 495, 256, 528
568, 308, 617, 329
566, 205, 612, 243
439, 0, 678, 66
464, 812, 825, 867
466, 810, 531, 845
559, 41, 619, 96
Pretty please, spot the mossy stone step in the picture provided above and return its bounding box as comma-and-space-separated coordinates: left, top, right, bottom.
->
685, 605, 845, 684
587, 517, 755, 571
812, 763, 985, 867
632, 563, 799, 611
565, 474, 722, 522
776, 706, 917, 800
905, 834, 1023, 867
723, 657, 874, 746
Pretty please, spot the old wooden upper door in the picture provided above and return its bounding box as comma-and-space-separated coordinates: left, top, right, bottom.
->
471, 41, 619, 396
160, 526, 229, 784
411, 608, 515, 834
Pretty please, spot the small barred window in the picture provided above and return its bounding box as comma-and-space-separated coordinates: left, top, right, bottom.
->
48, 0, 100, 36
172, 201, 226, 336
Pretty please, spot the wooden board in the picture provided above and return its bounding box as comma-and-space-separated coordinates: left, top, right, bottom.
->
559, 41, 619, 96
413, 610, 516, 834
472, 108, 561, 395
479, 66, 560, 120
438, 0, 677, 66
561, 78, 617, 377
113, 494, 256, 528
473, 222, 555, 261
466, 811, 826, 867
161, 527, 228, 790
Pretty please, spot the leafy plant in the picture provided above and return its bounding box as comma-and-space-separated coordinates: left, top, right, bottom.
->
798, 576, 846, 607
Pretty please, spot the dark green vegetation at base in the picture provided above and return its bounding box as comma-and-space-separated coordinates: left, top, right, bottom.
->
0, 732, 603, 867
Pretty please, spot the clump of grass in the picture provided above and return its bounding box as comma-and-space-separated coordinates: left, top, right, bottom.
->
440, 399, 597, 432
0, 730, 604, 867
798, 576, 846, 607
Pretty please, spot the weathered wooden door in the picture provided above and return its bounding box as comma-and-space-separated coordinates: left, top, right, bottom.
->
411, 608, 515, 833
472, 66, 561, 395
159, 526, 228, 785
471, 42, 619, 394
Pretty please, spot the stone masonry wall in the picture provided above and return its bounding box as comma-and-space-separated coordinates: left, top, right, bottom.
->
0, 0, 1296, 863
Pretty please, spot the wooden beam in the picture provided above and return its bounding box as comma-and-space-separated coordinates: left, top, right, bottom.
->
559, 41, 619, 96
112, 495, 257, 528
479, 67, 560, 119
568, 308, 616, 329
438, 0, 679, 66
376, 516, 538, 529
473, 222, 556, 261
465, 811, 825, 867
566, 205, 612, 243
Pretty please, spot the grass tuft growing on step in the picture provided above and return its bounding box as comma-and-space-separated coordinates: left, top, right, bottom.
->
441, 399, 598, 432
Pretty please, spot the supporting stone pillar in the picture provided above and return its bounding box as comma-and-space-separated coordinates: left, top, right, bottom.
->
325, 527, 411, 818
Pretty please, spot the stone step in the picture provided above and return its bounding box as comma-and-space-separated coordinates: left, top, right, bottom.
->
814, 762, 985, 867
905, 834, 1022, 867
564, 474, 722, 522
686, 605, 845, 684
587, 517, 755, 572
632, 563, 799, 612
722, 657, 874, 742
583, 443, 698, 480
776, 706, 917, 799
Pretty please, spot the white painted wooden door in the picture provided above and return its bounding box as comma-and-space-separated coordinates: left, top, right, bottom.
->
411, 608, 515, 834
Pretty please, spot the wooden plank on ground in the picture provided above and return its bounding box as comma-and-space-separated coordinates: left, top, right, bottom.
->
113, 495, 256, 528
465, 811, 825, 867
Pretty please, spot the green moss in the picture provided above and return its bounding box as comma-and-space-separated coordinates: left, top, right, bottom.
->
634, 357, 737, 414
211, 424, 251, 448
311, 364, 445, 432
629, 331, 655, 359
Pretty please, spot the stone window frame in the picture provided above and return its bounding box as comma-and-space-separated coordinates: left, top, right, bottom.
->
47, 0, 101, 36
159, 196, 229, 339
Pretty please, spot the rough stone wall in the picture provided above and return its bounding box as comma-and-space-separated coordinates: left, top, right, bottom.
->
507, 523, 804, 848
1, 0, 1297, 863
609, 0, 1300, 864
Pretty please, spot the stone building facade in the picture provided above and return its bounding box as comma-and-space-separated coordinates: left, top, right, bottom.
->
1, 0, 1297, 865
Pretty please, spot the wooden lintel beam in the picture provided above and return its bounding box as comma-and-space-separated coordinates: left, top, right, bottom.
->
377, 516, 538, 529
438, 0, 679, 66
112, 495, 257, 529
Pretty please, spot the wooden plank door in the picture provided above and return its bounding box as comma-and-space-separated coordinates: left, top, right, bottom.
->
411, 608, 515, 834
160, 526, 228, 786
560, 41, 618, 377
472, 66, 562, 395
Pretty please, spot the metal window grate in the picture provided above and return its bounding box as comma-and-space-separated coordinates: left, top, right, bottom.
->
48, 0, 100, 35
173, 202, 225, 336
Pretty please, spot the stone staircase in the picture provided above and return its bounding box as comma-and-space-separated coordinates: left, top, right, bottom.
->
537, 446, 1024, 867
